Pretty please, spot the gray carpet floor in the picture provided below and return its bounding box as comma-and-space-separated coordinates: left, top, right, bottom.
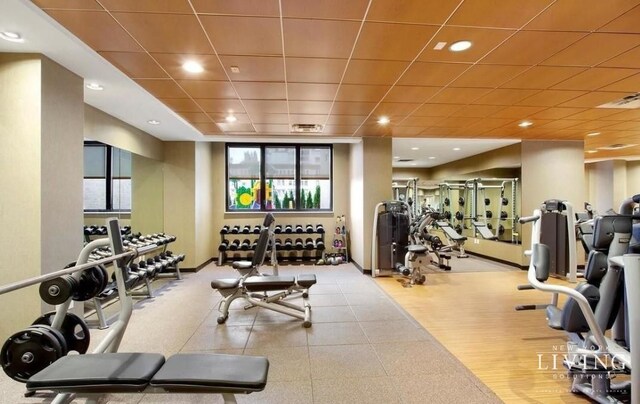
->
0, 261, 503, 403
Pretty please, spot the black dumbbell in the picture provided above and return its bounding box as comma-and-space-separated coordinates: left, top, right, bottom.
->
454, 224, 463, 235
229, 239, 240, 251
241, 225, 251, 234
138, 260, 155, 278
253, 225, 261, 234
455, 211, 464, 221
230, 225, 240, 234
315, 238, 325, 250
274, 225, 282, 234
444, 198, 450, 206
305, 238, 315, 249
315, 224, 325, 233
220, 225, 230, 234
218, 240, 229, 252
487, 223, 493, 230
500, 211, 508, 220
251, 240, 258, 250
295, 225, 304, 233
484, 198, 491, 206
458, 197, 465, 206
284, 238, 293, 250
306, 224, 314, 233
275, 239, 283, 249
284, 225, 293, 234
295, 238, 304, 250
501, 197, 509, 206
499, 225, 505, 235
444, 211, 452, 220
486, 210, 493, 219
241, 239, 251, 250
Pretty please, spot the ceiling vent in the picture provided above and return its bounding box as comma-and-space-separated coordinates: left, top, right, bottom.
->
597, 93, 640, 109
291, 124, 323, 133
397, 159, 413, 162
598, 143, 637, 151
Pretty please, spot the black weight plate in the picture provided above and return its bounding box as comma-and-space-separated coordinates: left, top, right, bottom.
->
39, 276, 75, 306
73, 266, 102, 302
1, 328, 63, 382
458, 197, 465, 206
502, 197, 509, 206
99, 265, 109, 293
484, 198, 491, 206
27, 325, 68, 356
444, 198, 450, 206
32, 312, 90, 354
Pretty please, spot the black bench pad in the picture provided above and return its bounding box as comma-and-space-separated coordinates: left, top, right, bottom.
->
26, 353, 165, 393
150, 353, 268, 393
244, 275, 296, 292
408, 245, 428, 254
296, 274, 317, 288
211, 278, 241, 290
232, 261, 252, 270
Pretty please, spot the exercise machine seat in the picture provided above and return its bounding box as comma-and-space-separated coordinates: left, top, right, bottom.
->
26, 353, 165, 393
296, 274, 317, 288
560, 283, 600, 333
211, 278, 241, 290
244, 276, 296, 292
407, 245, 428, 254
150, 354, 269, 393
232, 261, 252, 270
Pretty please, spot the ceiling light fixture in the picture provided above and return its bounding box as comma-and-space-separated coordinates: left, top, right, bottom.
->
225, 115, 237, 123
377, 116, 390, 125
586, 150, 598, 154
518, 121, 533, 128
182, 60, 204, 73
411, 147, 419, 151
587, 132, 601, 137
428, 156, 436, 160
433, 42, 447, 50
86, 83, 104, 91
0, 31, 24, 43
411, 163, 417, 166
147, 120, 160, 125
230, 66, 240, 73
453, 147, 461, 151
394, 156, 400, 159
449, 40, 472, 52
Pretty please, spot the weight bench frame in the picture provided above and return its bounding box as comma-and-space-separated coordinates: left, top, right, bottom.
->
436, 221, 469, 258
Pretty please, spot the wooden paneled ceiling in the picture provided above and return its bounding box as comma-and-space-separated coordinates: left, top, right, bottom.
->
33, 0, 640, 158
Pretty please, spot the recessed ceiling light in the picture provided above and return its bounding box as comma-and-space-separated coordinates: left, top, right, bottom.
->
147, 120, 160, 125
411, 163, 417, 166
587, 132, 601, 137
230, 66, 240, 73
0, 31, 24, 43
411, 147, 419, 151
428, 156, 436, 160
393, 156, 400, 159
377, 116, 390, 125
182, 60, 204, 73
453, 147, 461, 151
518, 121, 533, 128
86, 83, 104, 91
586, 150, 598, 154
225, 115, 237, 123
449, 40, 472, 52
433, 42, 447, 50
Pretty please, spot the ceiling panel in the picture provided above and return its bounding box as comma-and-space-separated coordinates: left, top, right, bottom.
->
100, 0, 192, 13
325, 115, 368, 126
390, 126, 426, 136
525, 0, 639, 31
44, 10, 142, 52
383, 86, 440, 103
250, 113, 289, 124
177, 80, 237, 99
449, 104, 506, 118
330, 102, 377, 116
217, 56, 284, 82
398, 62, 469, 86
538, 119, 586, 130
482, 31, 586, 65
516, 90, 587, 106
160, 98, 202, 112
419, 27, 515, 63
33, 0, 102, 10
343, 59, 409, 85
542, 33, 640, 67
151, 53, 228, 80
599, 72, 640, 92
233, 82, 286, 100
353, 22, 437, 61
598, 121, 640, 130
218, 123, 255, 132
463, 117, 517, 132
449, 64, 529, 88
567, 120, 622, 131
428, 87, 492, 104
99, 51, 168, 78
599, 5, 640, 33
366, 0, 461, 25
396, 116, 444, 127
135, 79, 188, 98
196, 99, 246, 113
471, 89, 540, 105
448, 0, 554, 29
430, 116, 479, 128
285, 58, 348, 83
281, 0, 368, 20
287, 83, 339, 101
490, 105, 547, 119
411, 103, 463, 117
322, 125, 359, 135
112, 12, 211, 54
177, 112, 212, 124
284, 19, 360, 58
600, 45, 640, 68
288, 114, 328, 125
565, 108, 630, 120
336, 84, 391, 102
191, 0, 279, 16
551, 67, 638, 91
557, 91, 630, 107
254, 124, 290, 133
372, 103, 421, 117
288, 101, 333, 114
207, 113, 252, 124
602, 109, 640, 121
200, 16, 282, 56
531, 107, 586, 119
242, 100, 288, 114
501, 66, 586, 89
194, 123, 223, 134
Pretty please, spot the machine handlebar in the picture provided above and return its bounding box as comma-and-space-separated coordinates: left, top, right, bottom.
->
519, 215, 540, 224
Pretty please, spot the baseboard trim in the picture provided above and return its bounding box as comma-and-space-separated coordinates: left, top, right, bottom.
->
464, 251, 527, 270
351, 260, 371, 275
182, 257, 215, 273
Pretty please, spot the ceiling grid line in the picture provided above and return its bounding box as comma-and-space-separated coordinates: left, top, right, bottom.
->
277, 0, 291, 133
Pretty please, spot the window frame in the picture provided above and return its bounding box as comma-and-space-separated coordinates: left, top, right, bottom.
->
83, 141, 132, 213
225, 143, 333, 213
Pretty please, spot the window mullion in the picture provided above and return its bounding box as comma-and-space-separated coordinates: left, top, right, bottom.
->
105, 145, 112, 211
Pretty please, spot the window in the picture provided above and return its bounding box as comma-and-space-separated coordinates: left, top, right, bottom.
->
83, 142, 131, 212
226, 144, 332, 212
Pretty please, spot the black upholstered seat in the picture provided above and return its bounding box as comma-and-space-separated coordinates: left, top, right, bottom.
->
150, 354, 269, 393
26, 353, 165, 393
211, 278, 241, 290
244, 275, 296, 292
407, 245, 428, 254
231, 261, 252, 270
296, 274, 317, 288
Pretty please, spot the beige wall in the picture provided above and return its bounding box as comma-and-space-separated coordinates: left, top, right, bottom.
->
627, 161, 640, 199
349, 141, 365, 266
586, 159, 640, 214
84, 105, 163, 161
195, 142, 215, 265
430, 144, 521, 179
0, 55, 84, 338
131, 154, 163, 234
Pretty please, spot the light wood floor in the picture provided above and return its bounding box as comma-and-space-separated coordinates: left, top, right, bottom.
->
375, 269, 591, 404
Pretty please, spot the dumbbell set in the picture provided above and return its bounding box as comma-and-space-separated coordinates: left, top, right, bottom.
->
221, 223, 325, 235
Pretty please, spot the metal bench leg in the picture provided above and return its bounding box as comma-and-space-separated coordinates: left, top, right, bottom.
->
222, 393, 237, 403
93, 297, 108, 329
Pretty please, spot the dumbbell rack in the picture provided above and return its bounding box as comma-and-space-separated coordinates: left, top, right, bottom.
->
218, 224, 326, 265
84, 235, 183, 329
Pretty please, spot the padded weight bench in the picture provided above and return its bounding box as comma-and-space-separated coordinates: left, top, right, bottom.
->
26, 352, 268, 403
472, 221, 498, 241
436, 221, 468, 258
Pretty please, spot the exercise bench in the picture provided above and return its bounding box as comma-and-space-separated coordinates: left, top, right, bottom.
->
472, 221, 498, 241
436, 220, 469, 258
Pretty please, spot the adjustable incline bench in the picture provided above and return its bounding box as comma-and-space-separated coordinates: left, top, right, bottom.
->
436, 220, 469, 258
0, 218, 269, 404
212, 224, 317, 327
472, 221, 498, 241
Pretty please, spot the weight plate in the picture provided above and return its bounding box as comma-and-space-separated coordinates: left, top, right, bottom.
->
32, 312, 90, 354
1, 328, 63, 382
39, 276, 75, 306
27, 325, 68, 356
73, 266, 103, 302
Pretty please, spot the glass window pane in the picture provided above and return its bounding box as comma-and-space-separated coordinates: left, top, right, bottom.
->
301, 147, 331, 209
84, 146, 106, 177
83, 179, 106, 210
266, 147, 296, 210
112, 179, 132, 210
228, 146, 261, 210
112, 149, 131, 178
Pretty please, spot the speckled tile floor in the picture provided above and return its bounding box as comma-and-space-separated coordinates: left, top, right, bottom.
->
0, 262, 502, 404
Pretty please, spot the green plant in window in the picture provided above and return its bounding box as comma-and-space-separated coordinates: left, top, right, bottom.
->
306, 191, 313, 209
274, 192, 282, 209
283, 192, 290, 209
300, 189, 306, 208
314, 185, 321, 209
288, 190, 295, 209
235, 185, 253, 208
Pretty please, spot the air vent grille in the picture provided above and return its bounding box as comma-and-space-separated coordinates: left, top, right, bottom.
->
597, 93, 640, 109
397, 159, 413, 162
291, 124, 323, 133
598, 144, 637, 150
